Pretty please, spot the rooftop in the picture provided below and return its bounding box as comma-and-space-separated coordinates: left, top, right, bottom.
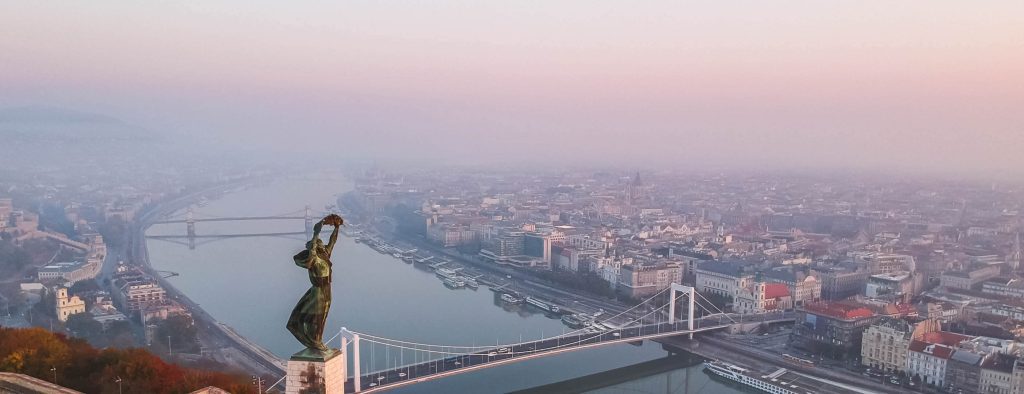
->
908, 340, 955, 359
695, 260, 748, 277
802, 302, 875, 320
764, 283, 790, 299
918, 331, 973, 347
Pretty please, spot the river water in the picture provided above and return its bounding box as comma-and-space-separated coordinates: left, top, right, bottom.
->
147, 176, 740, 393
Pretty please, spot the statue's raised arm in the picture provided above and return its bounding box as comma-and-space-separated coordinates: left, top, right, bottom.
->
323, 214, 343, 257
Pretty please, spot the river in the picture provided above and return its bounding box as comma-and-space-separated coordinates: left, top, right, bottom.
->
146, 176, 740, 393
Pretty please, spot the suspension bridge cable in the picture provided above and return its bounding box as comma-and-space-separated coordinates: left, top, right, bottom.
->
693, 291, 737, 324
347, 286, 741, 381
354, 290, 700, 374
351, 284, 677, 351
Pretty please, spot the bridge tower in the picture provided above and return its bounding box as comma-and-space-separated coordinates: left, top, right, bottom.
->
349, 330, 362, 392
186, 207, 196, 250
667, 283, 696, 339
304, 205, 314, 239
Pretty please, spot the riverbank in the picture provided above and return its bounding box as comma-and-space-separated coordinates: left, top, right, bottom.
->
123, 179, 286, 377
336, 194, 640, 323
658, 334, 903, 394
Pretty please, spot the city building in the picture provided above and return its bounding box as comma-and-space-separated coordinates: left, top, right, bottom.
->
1012, 360, 1024, 394
945, 349, 983, 394
942, 264, 1003, 290
908, 340, 956, 388
854, 253, 916, 274
426, 224, 475, 247
479, 233, 524, 264
523, 233, 553, 265
815, 264, 869, 301
865, 271, 917, 303
906, 331, 975, 389
979, 353, 1017, 394
112, 273, 167, 314
694, 260, 753, 300
763, 269, 820, 307
55, 287, 85, 322
734, 278, 790, 314
982, 277, 1024, 299
618, 262, 683, 299
791, 301, 879, 360
37, 260, 101, 285
861, 317, 916, 373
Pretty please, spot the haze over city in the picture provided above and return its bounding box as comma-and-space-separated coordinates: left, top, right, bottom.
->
4, 2, 1024, 394
2, 1, 1022, 174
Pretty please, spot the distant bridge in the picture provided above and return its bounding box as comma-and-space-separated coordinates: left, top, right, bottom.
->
152, 216, 307, 224
146, 206, 325, 249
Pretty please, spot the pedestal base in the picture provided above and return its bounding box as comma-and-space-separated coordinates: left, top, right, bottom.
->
286, 348, 346, 394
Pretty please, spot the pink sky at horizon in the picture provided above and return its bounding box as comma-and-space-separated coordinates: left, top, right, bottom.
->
1, 1, 1022, 174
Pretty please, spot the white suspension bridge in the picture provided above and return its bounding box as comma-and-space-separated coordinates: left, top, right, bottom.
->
264, 283, 793, 393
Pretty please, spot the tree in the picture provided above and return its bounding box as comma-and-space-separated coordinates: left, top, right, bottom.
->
0, 239, 31, 276
69, 279, 101, 295
155, 314, 198, 354
0, 327, 73, 380
98, 217, 127, 248
105, 320, 136, 348
66, 313, 103, 339
0, 327, 253, 393
37, 202, 76, 237
33, 288, 56, 318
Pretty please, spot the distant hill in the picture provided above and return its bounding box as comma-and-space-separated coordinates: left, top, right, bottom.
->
0, 106, 156, 142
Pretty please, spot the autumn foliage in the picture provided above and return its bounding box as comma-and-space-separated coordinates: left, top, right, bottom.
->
0, 327, 256, 393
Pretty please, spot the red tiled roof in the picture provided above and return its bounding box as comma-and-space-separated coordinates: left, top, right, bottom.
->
908, 340, 955, 359
919, 331, 973, 346
764, 283, 790, 299
803, 302, 875, 320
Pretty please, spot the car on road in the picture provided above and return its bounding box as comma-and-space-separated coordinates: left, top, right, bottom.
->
497, 347, 509, 353
398, 372, 407, 378
488, 351, 497, 356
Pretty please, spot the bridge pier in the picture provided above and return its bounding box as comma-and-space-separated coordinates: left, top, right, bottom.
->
186, 208, 196, 250
305, 205, 313, 239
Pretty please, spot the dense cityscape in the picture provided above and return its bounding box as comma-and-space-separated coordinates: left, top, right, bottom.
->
3, 1, 1022, 393
4, 144, 1024, 392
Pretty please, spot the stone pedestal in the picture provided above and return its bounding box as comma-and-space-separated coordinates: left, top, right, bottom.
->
286, 348, 346, 394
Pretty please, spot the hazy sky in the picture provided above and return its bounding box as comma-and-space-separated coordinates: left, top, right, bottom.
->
2, 1, 1022, 173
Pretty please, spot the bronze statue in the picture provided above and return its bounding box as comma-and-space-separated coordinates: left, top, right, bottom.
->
287, 214, 343, 353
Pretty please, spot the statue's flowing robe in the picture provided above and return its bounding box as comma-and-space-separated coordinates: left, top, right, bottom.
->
287, 249, 332, 350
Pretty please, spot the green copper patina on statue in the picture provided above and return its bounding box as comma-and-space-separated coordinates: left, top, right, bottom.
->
287, 214, 343, 355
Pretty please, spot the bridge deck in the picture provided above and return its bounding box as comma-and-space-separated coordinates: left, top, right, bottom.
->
350, 321, 729, 393
152, 216, 306, 224
146, 231, 306, 239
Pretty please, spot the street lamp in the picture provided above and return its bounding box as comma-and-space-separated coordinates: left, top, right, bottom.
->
115, 376, 123, 394
50, 366, 56, 383
252, 375, 266, 393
